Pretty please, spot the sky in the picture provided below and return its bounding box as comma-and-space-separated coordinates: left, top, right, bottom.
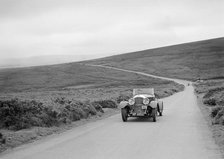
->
0, 0, 224, 66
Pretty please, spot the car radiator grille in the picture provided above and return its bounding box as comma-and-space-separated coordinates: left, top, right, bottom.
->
134, 97, 143, 104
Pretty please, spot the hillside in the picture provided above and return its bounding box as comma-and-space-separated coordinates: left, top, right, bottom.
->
0, 63, 183, 102
85, 37, 224, 80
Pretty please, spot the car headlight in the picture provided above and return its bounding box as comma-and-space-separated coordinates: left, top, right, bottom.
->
128, 98, 135, 105
143, 98, 149, 105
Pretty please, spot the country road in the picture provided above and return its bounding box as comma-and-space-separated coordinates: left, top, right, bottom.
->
1, 65, 223, 159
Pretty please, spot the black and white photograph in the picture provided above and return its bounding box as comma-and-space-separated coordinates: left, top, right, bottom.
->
0, 0, 224, 158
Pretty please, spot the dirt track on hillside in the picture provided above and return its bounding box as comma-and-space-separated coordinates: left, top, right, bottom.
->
1, 65, 223, 159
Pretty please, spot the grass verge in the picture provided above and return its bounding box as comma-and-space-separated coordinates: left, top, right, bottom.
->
0, 107, 120, 153
194, 79, 224, 153
0, 98, 118, 153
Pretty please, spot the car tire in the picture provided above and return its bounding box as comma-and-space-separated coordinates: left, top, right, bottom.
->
158, 102, 163, 116
121, 108, 128, 122
159, 112, 162, 116
152, 108, 157, 122
158, 105, 163, 116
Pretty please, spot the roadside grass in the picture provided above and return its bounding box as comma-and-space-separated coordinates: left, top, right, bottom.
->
194, 78, 224, 151
0, 97, 117, 152
0, 98, 117, 131
194, 79, 224, 125
194, 79, 224, 151
0, 108, 121, 154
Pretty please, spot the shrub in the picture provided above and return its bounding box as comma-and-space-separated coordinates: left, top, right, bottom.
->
54, 97, 72, 105
94, 100, 117, 108
1, 138, 6, 144
117, 95, 130, 103
91, 102, 104, 113
0, 99, 47, 130
211, 106, 224, 125
210, 106, 222, 118
204, 98, 216, 106
0, 98, 104, 130
219, 116, 224, 125
203, 87, 224, 99
0, 132, 6, 144
214, 108, 224, 120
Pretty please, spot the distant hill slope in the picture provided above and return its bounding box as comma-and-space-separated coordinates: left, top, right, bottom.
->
0, 63, 182, 96
85, 37, 224, 80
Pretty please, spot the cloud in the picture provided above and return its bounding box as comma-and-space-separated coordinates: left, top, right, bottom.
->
0, 0, 224, 64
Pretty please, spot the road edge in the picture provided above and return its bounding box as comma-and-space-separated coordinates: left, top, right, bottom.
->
194, 89, 224, 158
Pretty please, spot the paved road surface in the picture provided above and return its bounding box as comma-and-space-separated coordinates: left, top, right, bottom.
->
1, 66, 223, 159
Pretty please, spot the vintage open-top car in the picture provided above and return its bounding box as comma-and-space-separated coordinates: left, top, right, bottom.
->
120, 88, 163, 122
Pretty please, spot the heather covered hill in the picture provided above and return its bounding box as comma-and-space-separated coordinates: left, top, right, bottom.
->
0, 63, 182, 95
0, 63, 184, 105
86, 37, 224, 80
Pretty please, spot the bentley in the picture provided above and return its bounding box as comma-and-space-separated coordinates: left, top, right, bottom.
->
120, 88, 163, 122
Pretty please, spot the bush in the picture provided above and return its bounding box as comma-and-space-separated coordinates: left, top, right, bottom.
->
211, 106, 224, 125
0, 99, 47, 130
117, 95, 130, 103
91, 102, 104, 113
218, 116, 224, 125
94, 100, 117, 108
0, 132, 6, 144
204, 98, 216, 106
210, 106, 222, 118
0, 98, 104, 130
213, 108, 224, 124
203, 87, 224, 99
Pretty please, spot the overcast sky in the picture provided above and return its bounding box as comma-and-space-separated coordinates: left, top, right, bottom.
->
0, 0, 224, 63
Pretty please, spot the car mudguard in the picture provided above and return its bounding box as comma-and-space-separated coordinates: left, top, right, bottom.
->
119, 101, 129, 108
149, 101, 157, 108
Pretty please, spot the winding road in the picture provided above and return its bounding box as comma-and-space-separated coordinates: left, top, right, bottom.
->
1, 65, 223, 159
